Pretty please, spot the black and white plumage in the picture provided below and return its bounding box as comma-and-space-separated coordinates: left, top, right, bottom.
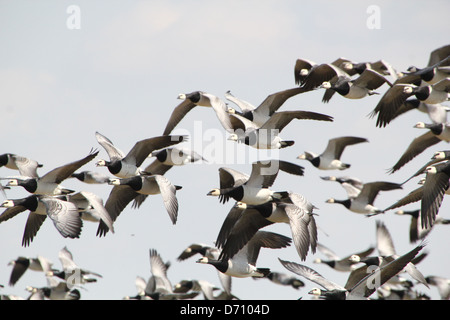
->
225, 87, 313, 127
70, 170, 111, 184
197, 231, 291, 278
320, 69, 392, 103
64, 191, 114, 234
162, 91, 234, 135
7, 255, 55, 286
372, 98, 450, 128
5, 149, 98, 195
207, 160, 303, 205
49, 246, 102, 285
95, 131, 186, 178
0, 153, 43, 178
405, 55, 450, 85
388, 122, 450, 174
297, 136, 368, 170
370, 78, 450, 128
279, 241, 426, 300
216, 199, 317, 262
313, 243, 375, 272
0, 195, 83, 246
325, 181, 402, 216
228, 110, 334, 149
177, 243, 232, 295
299, 61, 350, 90
320, 175, 363, 199
350, 221, 429, 288
395, 209, 450, 244
419, 161, 450, 228
96, 174, 180, 237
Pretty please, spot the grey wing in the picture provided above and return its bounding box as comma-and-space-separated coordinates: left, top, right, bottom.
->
279, 259, 346, 291
244, 231, 291, 265
349, 242, 426, 298
22, 212, 47, 247
163, 99, 197, 135
384, 186, 424, 212
323, 136, 368, 159
255, 87, 314, 117
284, 204, 317, 261
427, 45, 450, 67
95, 132, 125, 161
202, 93, 234, 133
246, 160, 279, 188
224, 90, 256, 113
149, 249, 172, 293
76, 191, 114, 233
353, 69, 392, 89
153, 175, 179, 225
0, 205, 27, 223
58, 246, 78, 272
12, 155, 41, 178
40, 149, 99, 184
42, 198, 83, 239
369, 84, 417, 127
218, 208, 274, 261
389, 131, 442, 174
358, 181, 402, 205
96, 185, 139, 237
421, 170, 450, 229
375, 220, 396, 256
260, 110, 333, 132
124, 135, 186, 168
218, 167, 249, 189
215, 205, 245, 249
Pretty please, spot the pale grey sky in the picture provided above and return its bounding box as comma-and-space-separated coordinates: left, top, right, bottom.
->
1, 0, 449, 300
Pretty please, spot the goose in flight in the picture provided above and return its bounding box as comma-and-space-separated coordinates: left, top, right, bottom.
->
0, 195, 83, 246
0, 153, 43, 178
349, 221, 429, 288
95, 131, 186, 178
196, 231, 291, 278
228, 110, 334, 149
162, 91, 234, 135
325, 181, 402, 216
225, 86, 313, 127
215, 197, 317, 262
5, 149, 98, 196
388, 122, 450, 174
370, 78, 450, 127
320, 69, 392, 103
279, 241, 426, 300
207, 160, 304, 205
96, 174, 181, 237
297, 136, 368, 170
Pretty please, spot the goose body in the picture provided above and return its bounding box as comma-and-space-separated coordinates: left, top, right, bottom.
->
298, 136, 368, 170
197, 231, 291, 278
95, 132, 186, 178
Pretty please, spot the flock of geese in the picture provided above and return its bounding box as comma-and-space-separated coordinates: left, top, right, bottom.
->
1, 44, 450, 300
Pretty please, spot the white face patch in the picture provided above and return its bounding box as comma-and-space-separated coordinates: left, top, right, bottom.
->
7, 179, 18, 186
1, 200, 14, 207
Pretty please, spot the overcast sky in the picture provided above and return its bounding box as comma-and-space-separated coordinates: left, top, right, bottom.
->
1, 0, 449, 300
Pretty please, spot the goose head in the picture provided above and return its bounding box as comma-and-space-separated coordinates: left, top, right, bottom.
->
1, 199, 14, 208
95, 159, 108, 167
320, 81, 332, 89
207, 188, 221, 196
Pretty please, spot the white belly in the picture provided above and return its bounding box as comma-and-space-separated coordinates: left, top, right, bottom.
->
116, 163, 141, 178
241, 187, 273, 205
